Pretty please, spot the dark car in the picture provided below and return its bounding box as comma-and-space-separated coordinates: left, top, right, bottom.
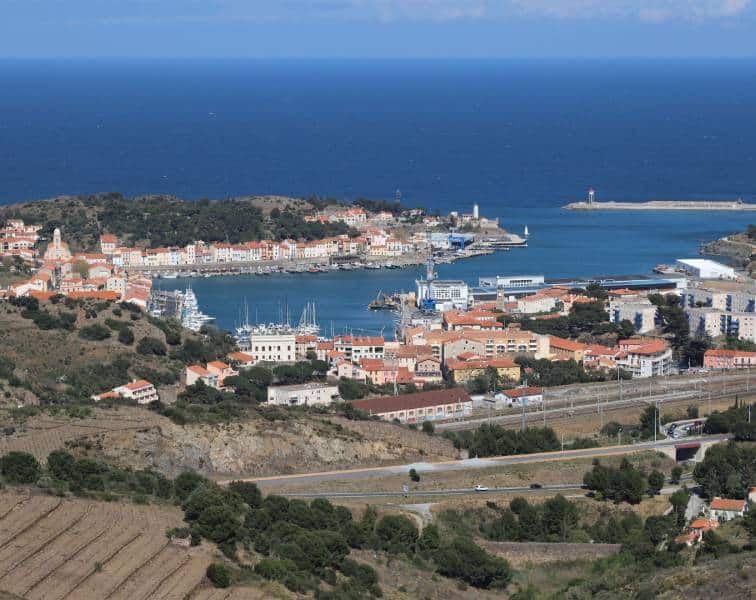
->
529, 483, 543, 489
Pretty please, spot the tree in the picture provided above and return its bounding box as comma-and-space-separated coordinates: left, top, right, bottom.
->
693, 441, 756, 499
409, 468, 420, 482
682, 334, 711, 367
648, 470, 665, 495
137, 336, 167, 356
639, 405, 659, 439
78, 324, 111, 341
118, 327, 135, 345
206, 563, 231, 588
73, 259, 89, 279
374, 515, 418, 554
669, 488, 690, 528
670, 466, 683, 484
434, 536, 511, 589
338, 378, 369, 400
228, 480, 262, 508
0, 451, 41, 483
421, 420, 435, 435
541, 494, 579, 540
47, 449, 77, 481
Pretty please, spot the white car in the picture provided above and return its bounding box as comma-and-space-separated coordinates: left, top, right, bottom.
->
474, 484, 489, 492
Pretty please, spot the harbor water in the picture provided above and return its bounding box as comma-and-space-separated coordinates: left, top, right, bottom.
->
2, 59, 755, 333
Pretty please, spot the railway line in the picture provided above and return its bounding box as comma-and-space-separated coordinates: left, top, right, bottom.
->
437, 371, 755, 432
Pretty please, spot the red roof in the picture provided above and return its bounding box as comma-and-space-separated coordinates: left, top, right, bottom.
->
207, 361, 231, 370
705, 348, 756, 358
228, 351, 254, 362
502, 386, 543, 398
360, 358, 385, 370
100, 234, 118, 243
188, 365, 211, 376
628, 340, 668, 355
67, 291, 119, 300
122, 379, 153, 391
549, 336, 586, 352
710, 498, 746, 511
352, 388, 471, 414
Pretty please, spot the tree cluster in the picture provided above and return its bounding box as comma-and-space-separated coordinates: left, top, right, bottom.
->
443, 424, 559, 457
582, 458, 654, 504
693, 441, 755, 499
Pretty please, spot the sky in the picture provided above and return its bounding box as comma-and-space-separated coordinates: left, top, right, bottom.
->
1, 0, 755, 58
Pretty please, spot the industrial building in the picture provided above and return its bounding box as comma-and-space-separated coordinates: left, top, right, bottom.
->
267, 383, 340, 407
676, 259, 736, 280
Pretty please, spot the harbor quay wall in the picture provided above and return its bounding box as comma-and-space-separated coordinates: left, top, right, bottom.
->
131, 248, 495, 276
564, 200, 756, 211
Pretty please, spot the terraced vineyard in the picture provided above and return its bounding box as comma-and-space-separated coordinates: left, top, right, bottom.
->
0, 491, 216, 600
0, 408, 164, 463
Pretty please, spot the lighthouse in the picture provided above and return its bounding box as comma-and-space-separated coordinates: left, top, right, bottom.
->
587, 188, 596, 205
473, 203, 479, 220
524, 225, 529, 237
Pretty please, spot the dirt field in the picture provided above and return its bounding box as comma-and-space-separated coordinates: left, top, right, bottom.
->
0, 407, 165, 464
0, 489, 220, 600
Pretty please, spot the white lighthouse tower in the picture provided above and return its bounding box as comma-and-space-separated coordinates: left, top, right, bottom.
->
587, 188, 596, 205
473, 203, 479, 220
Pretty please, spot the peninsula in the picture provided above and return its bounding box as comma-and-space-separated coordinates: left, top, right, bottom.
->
564, 188, 756, 211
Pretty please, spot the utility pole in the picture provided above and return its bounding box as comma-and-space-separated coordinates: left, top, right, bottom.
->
520, 401, 525, 432
543, 391, 546, 428
654, 399, 658, 443
618, 426, 622, 446
561, 432, 564, 453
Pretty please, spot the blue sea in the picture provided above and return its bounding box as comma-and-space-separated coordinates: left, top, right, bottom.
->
1, 59, 755, 334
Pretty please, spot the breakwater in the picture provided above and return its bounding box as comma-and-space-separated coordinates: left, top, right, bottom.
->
564, 200, 756, 211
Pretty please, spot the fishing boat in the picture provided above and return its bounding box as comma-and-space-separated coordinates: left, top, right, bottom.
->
369, 290, 399, 310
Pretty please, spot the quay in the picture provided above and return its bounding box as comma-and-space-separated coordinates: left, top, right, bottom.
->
136, 248, 495, 279
564, 188, 756, 211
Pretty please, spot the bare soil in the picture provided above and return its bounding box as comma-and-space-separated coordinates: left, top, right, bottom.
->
0, 489, 217, 600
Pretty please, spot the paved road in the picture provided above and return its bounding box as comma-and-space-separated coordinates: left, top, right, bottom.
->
283, 483, 585, 499
259, 476, 695, 500
238, 434, 727, 489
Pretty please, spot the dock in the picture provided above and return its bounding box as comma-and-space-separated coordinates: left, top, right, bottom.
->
563, 199, 756, 211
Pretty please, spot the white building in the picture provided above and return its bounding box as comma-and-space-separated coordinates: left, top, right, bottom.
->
495, 386, 544, 407
246, 332, 296, 363
609, 299, 658, 334
708, 498, 748, 521
92, 379, 158, 404
676, 259, 736, 280
616, 340, 673, 378
479, 275, 545, 289
416, 279, 469, 310
267, 383, 340, 407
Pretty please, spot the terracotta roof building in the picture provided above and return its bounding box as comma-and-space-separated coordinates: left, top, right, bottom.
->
351, 388, 472, 424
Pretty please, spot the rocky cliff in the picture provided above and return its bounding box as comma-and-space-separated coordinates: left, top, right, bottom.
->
80, 413, 457, 478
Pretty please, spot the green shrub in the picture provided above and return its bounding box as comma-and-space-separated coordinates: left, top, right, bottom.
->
117, 327, 135, 345
136, 336, 167, 356
0, 451, 41, 483
78, 324, 111, 341
255, 558, 296, 582
434, 536, 511, 589
206, 563, 232, 588
374, 515, 418, 554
